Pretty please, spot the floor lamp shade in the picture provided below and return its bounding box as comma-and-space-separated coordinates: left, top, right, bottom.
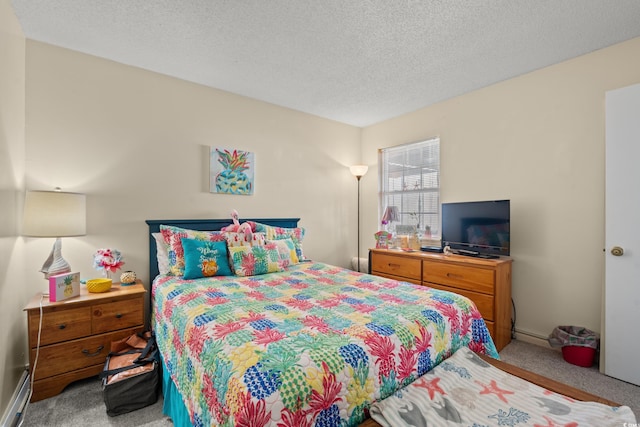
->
23, 190, 86, 278
349, 165, 369, 178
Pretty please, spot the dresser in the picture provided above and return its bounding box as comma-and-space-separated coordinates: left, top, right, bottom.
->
24, 282, 146, 402
369, 249, 512, 351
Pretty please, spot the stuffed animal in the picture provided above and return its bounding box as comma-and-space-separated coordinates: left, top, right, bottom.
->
220, 210, 257, 238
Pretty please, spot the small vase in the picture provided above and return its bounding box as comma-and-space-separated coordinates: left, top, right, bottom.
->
120, 271, 137, 286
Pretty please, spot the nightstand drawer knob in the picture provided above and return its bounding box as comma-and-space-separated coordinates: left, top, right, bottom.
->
58, 324, 66, 330
82, 345, 104, 357
115, 313, 123, 319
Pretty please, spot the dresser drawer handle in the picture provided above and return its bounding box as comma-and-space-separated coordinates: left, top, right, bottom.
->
388, 263, 400, 268
58, 324, 66, 330
446, 273, 463, 279
115, 313, 123, 319
82, 345, 104, 357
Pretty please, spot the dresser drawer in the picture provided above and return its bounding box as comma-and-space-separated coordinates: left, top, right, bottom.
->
372, 271, 422, 286
92, 297, 144, 334
426, 282, 495, 321
31, 328, 139, 381
371, 253, 421, 281
29, 307, 92, 347
423, 260, 495, 294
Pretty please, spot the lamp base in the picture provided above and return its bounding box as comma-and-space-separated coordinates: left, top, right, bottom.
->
40, 238, 72, 279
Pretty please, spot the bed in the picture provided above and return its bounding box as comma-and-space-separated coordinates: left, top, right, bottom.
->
146, 218, 499, 427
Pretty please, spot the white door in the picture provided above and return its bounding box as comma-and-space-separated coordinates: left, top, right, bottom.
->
605, 83, 640, 386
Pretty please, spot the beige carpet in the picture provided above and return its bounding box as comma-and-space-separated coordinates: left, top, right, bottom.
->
19, 339, 639, 426
499, 339, 640, 417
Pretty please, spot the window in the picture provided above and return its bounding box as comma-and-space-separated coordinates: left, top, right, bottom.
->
379, 137, 440, 237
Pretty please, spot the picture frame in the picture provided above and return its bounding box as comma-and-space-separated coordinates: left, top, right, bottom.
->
375, 231, 393, 249
209, 147, 255, 195
48, 271, 80, 302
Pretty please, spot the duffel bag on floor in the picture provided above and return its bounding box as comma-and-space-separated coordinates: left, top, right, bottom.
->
99, 331, 160, 417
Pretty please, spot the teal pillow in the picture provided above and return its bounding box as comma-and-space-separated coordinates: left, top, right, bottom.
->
181, 238, 232, 279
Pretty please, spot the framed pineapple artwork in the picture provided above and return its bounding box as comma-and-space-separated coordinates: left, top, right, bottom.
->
48, 271, 80, 302
209, 147, 255, 195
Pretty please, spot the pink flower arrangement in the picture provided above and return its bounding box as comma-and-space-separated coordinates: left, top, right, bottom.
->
93, 248, 124, 274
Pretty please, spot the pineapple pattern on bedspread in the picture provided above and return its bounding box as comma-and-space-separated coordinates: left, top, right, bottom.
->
152, 262, 498, 427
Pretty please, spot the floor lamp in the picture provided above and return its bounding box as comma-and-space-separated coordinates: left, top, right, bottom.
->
350, 165, 368, 272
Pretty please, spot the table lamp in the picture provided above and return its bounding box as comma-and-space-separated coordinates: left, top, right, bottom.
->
23, 189, 86, 279
381, 206, 400, 231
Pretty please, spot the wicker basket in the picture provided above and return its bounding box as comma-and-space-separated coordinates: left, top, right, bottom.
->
87, 278, 112, 293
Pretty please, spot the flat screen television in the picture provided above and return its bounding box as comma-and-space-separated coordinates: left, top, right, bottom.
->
441, 199, 510, 258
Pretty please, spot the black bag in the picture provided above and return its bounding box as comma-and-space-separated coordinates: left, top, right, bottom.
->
99, 331, 160, 417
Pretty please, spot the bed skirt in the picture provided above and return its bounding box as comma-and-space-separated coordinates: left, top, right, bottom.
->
161, 357, 191, 427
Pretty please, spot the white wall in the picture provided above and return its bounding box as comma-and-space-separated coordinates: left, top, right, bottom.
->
361, 37, 640, 341
0, 0, 26, 418
24, 41, 363, 292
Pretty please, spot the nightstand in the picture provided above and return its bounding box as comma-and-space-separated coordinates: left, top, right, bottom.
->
24, 282, 146, 402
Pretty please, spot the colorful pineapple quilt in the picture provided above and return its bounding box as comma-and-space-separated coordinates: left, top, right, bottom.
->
152, 262, 499, 427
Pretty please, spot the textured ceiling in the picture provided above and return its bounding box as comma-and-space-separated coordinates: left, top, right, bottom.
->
10, 1, 640, 127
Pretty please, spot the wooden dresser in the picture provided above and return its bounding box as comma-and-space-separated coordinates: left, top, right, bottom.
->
24, 282, 145, 402
369, 249, 512, 351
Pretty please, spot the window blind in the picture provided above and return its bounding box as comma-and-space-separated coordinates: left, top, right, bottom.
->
379, 137, 440, 236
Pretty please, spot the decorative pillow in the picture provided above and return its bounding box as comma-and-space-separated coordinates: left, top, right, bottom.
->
181, 238, 232, 280
152, 232, 170, 276
223, 232, 266, 248
160, 225, 226, 276
228, 245, 284, 276
254, 223, 307, 260
266, 238, 299, 267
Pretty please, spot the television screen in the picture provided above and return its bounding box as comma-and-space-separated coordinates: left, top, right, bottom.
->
441, 200, 510, 257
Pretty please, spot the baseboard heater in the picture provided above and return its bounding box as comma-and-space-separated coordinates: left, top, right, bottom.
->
0, 370, 29, 427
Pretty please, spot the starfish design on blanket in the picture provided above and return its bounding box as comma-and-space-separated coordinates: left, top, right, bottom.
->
475, 379, 514, 403
413, 376, 446, 399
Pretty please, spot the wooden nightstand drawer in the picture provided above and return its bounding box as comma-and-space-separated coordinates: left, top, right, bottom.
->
29, 306, 92, 347
30, 327, 139, 381
371, 252, 421, 281
423, 260, 495, 294
426, 282, 495, 321
92, 297, 144, 334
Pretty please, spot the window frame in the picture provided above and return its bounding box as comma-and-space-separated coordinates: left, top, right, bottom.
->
378, 137, 441, 239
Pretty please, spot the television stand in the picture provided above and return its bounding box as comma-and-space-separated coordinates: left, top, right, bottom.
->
476, 253, 499, 259
455, 249, 499, 259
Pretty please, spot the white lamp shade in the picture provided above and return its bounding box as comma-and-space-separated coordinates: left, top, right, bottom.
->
349, 164, 369, 178
23, 191, 86, 237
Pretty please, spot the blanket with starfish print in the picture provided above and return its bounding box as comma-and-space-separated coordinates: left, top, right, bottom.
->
370, 346, 636, 427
